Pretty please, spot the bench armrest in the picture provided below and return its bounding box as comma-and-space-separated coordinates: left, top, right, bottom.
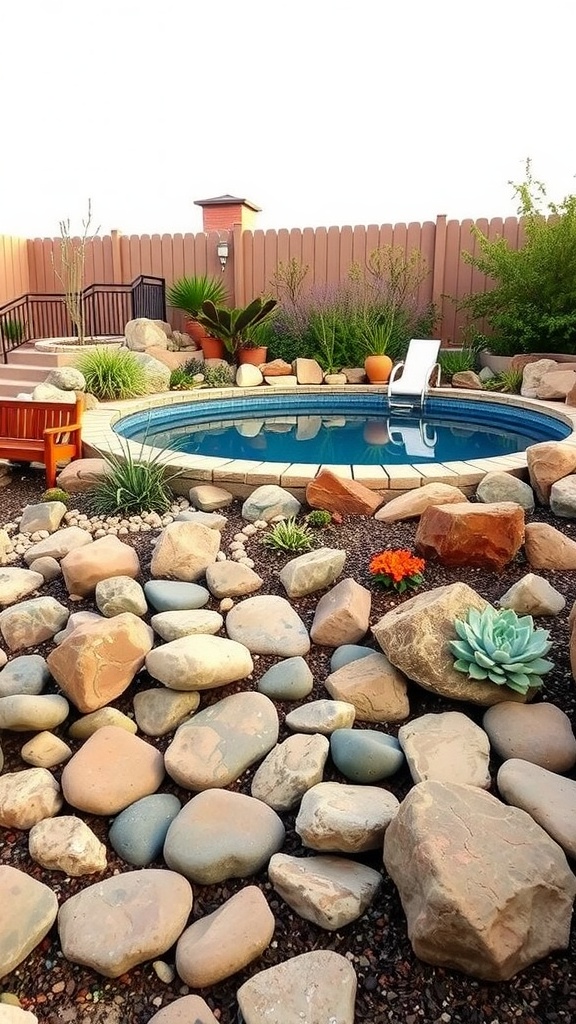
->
43, 421, 82, 437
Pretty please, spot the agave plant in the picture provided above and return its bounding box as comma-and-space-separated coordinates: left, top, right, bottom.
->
449, 605, 553, 694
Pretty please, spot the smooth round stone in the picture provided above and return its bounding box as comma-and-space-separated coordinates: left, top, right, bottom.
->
109, 794, 182, 866
68, 707, 137, 739
225, 595, 310, 657
483, 701, 576, 772
257, 657, 313, 700
20, 731, 72, 768
0, 693, 69, 732
285, 700, 356, 735
150, 609, 223, 642
144, 580, 210, 612
330, 729, 405, 783
0, 655, 50, 697
133, 688, 200, 737
330, 645, 375, 674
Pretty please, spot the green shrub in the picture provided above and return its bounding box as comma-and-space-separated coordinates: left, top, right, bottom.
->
449, 606, 553, 694
483, 368, 523, 393
201, 363, 235, 388
460, 161, 576, 354
88, 441, 178, 516
305, 509, 332, 528
169, 367, 202, 391
75, 348, 148, 400
42, 487, 71, 505
0, 317, 26, 343
438, 346, 478, 380
262, 517, 315, 553
183, 357, 206, 376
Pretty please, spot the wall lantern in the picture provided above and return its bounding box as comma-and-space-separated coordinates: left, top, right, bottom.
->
217, 240, 229, 272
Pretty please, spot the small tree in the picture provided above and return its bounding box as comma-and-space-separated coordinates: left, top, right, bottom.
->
460, 161, 576, 354
52, 200, 98, 345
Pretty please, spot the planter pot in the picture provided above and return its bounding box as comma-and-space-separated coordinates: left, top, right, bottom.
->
364, 354, 393, 384
199, 335, 227, 360
478, 350, 513, 373
238, 346, 268, 366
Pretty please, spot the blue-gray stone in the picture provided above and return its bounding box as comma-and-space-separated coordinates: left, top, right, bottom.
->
330, 645, 375, 674
257, 657, 313, 701
108, 793, 182, 866
0, 654, 50, 697
330, 729, 405, 783
144, 580, 210, 612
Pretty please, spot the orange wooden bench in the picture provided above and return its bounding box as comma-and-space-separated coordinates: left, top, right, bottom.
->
0, 397, 84, 488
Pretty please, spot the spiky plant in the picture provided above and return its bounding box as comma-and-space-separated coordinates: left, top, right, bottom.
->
75, 348, 148, 401
449, 606, 553, 694
262, 517, 315, 554
483, 368, 524, 393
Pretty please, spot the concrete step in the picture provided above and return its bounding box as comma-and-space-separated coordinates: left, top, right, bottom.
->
7, 348, 63, 368
0, 380, 36, 398
0, 363, 52, 383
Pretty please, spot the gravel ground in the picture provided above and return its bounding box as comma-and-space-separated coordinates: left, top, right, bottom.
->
1, 466, 576, 1024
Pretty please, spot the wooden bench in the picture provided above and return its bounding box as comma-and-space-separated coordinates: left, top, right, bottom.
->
0, 397, 84, 488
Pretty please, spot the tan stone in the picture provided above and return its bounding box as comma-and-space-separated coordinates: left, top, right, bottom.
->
188, 484, 234, 511
56, 458, 110, 492
237, 950, 357, 1024
324, 652, 409, 723
124, 317, 168, 351
484, 702, 576, 772
536, 370, 576, 400
268, 852, 381, 931
260, 358, 293, 376
150, 521, 220, 581
47, 613, 153, 713
175, 886, 275, 987
28, 816, 107, 875
526, 441, 576, 504
498, 572, 565, 615
373, 582, 531, 706
61, 726, 165, 814
498, 759, 576, 859
296, 781, 399, 852
310, 577, 371, 646
23, 526, 93, 564
251, 733, 330, 811
61, 535, 140, 597
452, 370, 482, 389
293, 357, 324, 384
0, 597, 69, 652
415, 501, 525, 570
147, 996, 219, 1024
375, 482, 468, 522
20, 731, 72, 768
306, 468, 383, 516
524, 521, 576, 570
384, 780, 576, 980
0, 865, 58, 979
521, 358, 559, 398
0, 767, 63, 829
398, 711, 491, 787
68, 706, 138, 739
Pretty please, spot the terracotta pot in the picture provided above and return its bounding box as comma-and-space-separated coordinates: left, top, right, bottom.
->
199, 335, 227, 360
238, 346, 268, 366
364, 354, 393, 384
185, 318, 207, 344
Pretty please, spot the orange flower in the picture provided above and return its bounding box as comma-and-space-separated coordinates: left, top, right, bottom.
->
369, 548, 426, 592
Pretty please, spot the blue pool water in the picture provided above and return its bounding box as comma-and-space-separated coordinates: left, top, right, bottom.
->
115, 395, 570, 466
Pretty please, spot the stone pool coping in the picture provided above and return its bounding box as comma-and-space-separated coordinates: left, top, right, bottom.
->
80, 386, 576, 500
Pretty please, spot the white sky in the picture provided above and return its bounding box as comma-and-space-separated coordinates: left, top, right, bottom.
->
1, 0, 575, 238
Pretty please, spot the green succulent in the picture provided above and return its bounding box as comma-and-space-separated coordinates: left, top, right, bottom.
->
449, 606, 553, 694
262, 517, 315, 554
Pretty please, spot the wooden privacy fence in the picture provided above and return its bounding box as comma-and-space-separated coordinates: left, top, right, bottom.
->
0, 214, 527, 342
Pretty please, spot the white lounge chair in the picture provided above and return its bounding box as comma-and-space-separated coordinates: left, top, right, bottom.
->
387, 339, 442, 411
387, 420, 437, 458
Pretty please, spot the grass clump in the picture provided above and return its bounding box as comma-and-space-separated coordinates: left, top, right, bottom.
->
169, 367, 203, 391
201, 363, 235, 388
75, 348, 148, 401
305, 509, 332, 528
42, 487, 71, 505
262, 517, 315, 554
438, 346, 478, 381
483, 368, 523, 393
88, 442, 177, 516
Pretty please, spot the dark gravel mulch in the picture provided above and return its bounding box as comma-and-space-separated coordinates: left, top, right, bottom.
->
1, 467, 576, 1024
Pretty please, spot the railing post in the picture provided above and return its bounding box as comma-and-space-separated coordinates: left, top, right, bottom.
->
432, 214, 447, 342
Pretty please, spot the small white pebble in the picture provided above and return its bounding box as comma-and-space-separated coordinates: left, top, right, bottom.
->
131, 516, 142, 525
161, 515, 174, 525
140, 523, 151, 532
215, 551, 227, 562
79, 522, 92, 531
118, 527, 129, 536
67, 517, 79, 527
77, 513, 88, 522
128, 524, 140, 533
254, 519, 268, 530
233, 533, 246, 542
242, 524, 257, 536
220, 598, 234, 612
94, 529, 106, 538
228, 541, 245, 552
239, 557, 255, 568
69, 594, 83, 602
152, 961, 175, 984
15, 544, 28, 555
107, 527, 118, 536
231, 550, 246, 561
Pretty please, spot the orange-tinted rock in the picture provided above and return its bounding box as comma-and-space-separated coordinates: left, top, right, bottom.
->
536, 371, 576, 400
415, 502, 525, 571
61, 727, 165, 815
524, 522, 576, 571
525, 442, 576, 504
260, 359, 293, 376
61, 536, 140, 597
47, 613, 154, 713
306, 470, 383, 517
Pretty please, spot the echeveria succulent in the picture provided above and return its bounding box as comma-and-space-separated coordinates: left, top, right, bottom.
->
449, 605, 553, 694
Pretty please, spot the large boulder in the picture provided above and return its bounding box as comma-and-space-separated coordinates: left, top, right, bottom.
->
536, 370, 576, 400
524, 522, 576, 570
61, 536, 140, 597
525, 441, 576, 504
150, 522, 220, 581
521, 358, 558, 398
306, 469, 383, 516
383, 780, 576, 980
375, 482, 468, 523
415, 502, 525, 570
124, 318, 168, 352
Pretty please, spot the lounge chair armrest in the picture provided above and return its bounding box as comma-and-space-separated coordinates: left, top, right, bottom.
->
388, 361, 405, 388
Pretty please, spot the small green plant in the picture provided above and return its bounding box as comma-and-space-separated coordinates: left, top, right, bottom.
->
197, 298, 278, 363
41, 487, 71, 505
483, 368, 524, 393
262, 517, 315, 553
183, 357, 206, 376
438, 346, 479, 381
449, 606, 553, 694
201, 363, 235, 388
88, 441, 179, 516
305, 509, 333, 528
166, 275, 228, 318
75, 348, 148, 400
169, 367, 203, 391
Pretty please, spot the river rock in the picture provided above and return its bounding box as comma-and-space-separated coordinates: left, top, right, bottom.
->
95, 575, 148, 617
310, 578, 371, 646
174, 510, 227, 531
0, 568, 44, 608
476, 471, 535, 511
296, 781, 399, 852
61, 726, 165, 814
324, 652, 409, 723
150, 609, 223, 641
0, 866, 58, 977
150, 522, 220, 581
28, 816, 107, 875
58, 869, 193, 978
0, 655, 49, 697
415, 501, 525, 570
0, 767, 62, 829
525, 440, 576, 503
226, 595, 310, 656
537, 369, 576, 399
330, 729, 404, 782
484, 702, 576, 771
524, 521, 576, 569
68, 706, 137, 739
237, 950, 357, 1024
144, 580, 211, 611
133, 688, 200, 736
23, 526, 92, 565
241, 485, 301, 522
146, 634, 253, 690
205, 561, 263, 598
188, 484, 234, 511
28, 555, 61, 581
146, 995, 219, 1024
53, 610, 103, 644
165, 691, 278, 790
257, 657, 313, 700
0, 693, 69, 732
498, 572, 566, 615
163, 789, 285, 884
0, 597, 69, 652
61, 535, 140, 596
268, 852, 381, 931
47, 613, 153, 712
398, 711, 491, 787
19, 500, 67, 535
375, 482, 468, 522
285, 699, 356, 735
279, 548, 346, 598
175, 886, 275, 987
330, 644, 375, 672
108, 793, 182, 866
384, 780, 576, 980
550, 475, 576, 518
251, 733, 329, 810
20, 731, 72, 768
521, 358, 559, 398
497, 758, 576, 858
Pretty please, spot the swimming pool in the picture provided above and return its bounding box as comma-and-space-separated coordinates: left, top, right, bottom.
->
115, 393, 571, 466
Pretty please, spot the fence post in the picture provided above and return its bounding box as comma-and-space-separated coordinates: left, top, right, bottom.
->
432, 214, 447, 341
232, 223, 244, 307
111, 229, 123, 284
